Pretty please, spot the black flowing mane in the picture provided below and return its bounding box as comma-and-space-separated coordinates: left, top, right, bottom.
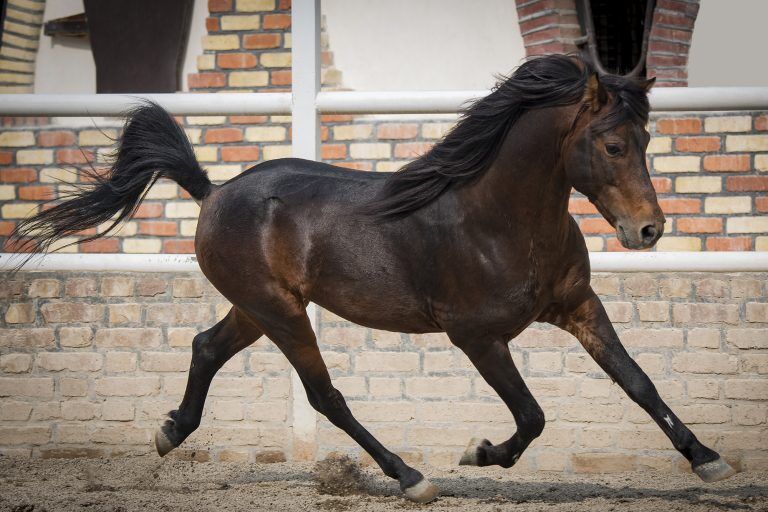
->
364, 54, 651, 219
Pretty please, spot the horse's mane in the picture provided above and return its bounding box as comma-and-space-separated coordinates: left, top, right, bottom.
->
363, 54, 651, 219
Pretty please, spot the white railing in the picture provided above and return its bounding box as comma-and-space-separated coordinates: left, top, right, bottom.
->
2, 252, 768, 273
3, 86, 768, 117
0, 92, 292, 117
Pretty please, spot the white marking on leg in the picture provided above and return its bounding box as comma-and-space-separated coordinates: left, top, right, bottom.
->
663, 414, 674, 428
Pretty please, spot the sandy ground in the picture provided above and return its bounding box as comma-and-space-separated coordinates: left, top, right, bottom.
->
0, 455, 765, 512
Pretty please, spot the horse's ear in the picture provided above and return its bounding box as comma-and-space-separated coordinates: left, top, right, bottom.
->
585, 73, 607, 112
643, 76, 657, 92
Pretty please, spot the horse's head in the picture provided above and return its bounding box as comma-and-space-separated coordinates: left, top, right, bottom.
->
564, 73, 664, 250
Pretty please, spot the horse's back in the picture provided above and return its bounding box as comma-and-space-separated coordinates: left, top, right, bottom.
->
224, 157, 386, 201
196, 158, 374, 267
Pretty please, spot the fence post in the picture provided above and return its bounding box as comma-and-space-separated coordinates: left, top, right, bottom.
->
289, 0, 321, 462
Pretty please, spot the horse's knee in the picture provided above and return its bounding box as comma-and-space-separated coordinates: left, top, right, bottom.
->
191, 331, 215, 362
192, 329, 210, 353
191, 328, 228, 367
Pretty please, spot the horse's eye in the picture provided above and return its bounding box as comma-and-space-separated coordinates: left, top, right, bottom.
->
605, 143, 622, 156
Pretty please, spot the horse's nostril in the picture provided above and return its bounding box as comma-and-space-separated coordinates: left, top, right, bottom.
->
641, 224, 657, 242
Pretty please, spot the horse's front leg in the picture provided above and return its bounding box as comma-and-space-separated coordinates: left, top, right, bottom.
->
451, 336, 545, 468
557, 289, 737, 482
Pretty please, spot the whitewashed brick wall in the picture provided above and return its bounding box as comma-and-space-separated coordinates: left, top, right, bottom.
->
0, 270, 765, 474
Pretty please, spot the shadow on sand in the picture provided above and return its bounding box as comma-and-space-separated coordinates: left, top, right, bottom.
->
422, 475, 762, 509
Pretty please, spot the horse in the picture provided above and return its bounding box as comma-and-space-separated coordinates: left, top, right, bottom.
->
10, 54, 737, 503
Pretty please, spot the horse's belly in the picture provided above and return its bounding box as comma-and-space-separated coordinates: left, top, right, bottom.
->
428, 268, 552, 339
311, 285, 439, 333
307, 252, 433, 333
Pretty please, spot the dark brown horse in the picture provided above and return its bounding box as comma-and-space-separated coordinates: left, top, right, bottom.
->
12, 55, 736, 503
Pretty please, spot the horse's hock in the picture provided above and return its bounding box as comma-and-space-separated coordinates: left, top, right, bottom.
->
0, 270, 765, 472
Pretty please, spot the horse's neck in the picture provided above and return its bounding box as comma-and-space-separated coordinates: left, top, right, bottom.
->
457, 106, 575, 235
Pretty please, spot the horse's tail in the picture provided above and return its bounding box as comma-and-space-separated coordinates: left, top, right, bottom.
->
9, 100, 212, 256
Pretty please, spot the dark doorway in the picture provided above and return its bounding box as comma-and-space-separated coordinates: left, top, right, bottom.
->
84, 0, 194, 93
577, 0, 656, 77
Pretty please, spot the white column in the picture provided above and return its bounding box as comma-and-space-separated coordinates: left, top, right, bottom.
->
292, 0, 321, 161
289, 0, 321, 462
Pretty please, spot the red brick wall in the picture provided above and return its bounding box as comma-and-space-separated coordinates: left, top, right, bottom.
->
0, 0, 45, 94
647, 0, 700, 86
2, 110, 767, 253
514, 0, 701, 86
515, 0, 580, 56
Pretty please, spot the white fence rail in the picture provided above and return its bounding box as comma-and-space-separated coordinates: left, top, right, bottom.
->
0, 93, 292, 117
2, 252, 767, 273
2, 86, 768, 117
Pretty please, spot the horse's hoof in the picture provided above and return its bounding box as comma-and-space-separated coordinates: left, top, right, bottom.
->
693, 457, 737, 483
154, 428, 176, 457
403, 477, 439, 503
458, 437, 486, 466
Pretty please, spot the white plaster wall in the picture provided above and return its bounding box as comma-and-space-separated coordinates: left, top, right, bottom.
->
34, 0, 208, 94
33, 0, 768, 94
35, 0, 94, 94
322, 0, 525, 90
688, 0, 768, 86
184, 0, 208, 91
34, 0, 525, 94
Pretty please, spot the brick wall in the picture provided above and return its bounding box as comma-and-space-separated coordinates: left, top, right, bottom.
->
0, 0, 45, 94
191, 0, 341, 91
514, 0, 700, 86
647, 0, 699, 86
2, 111, 768, 253
515, 0, 580, 56
0, 272, 288, 462
0, 271, 765, 472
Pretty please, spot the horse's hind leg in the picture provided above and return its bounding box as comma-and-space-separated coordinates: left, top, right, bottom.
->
452, 336, 545, 468
559, 289, 736, 482
155, 307, 262, 456
250, 301, 438, 503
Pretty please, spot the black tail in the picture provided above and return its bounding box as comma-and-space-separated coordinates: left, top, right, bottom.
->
9, 100, 211, 256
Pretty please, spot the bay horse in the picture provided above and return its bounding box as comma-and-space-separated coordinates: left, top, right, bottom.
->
11, 54, 736, 502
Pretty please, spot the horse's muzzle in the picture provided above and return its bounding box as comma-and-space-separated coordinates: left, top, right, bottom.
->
617, 219, 664, 250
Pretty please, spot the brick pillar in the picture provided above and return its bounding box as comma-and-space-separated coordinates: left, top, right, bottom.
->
0, 0, 46, 94
516, 0, 700, 86
0, 0, 49, 126
646, 0, 700, 86
515, 0, 580, 56
188, 0, 341, 93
